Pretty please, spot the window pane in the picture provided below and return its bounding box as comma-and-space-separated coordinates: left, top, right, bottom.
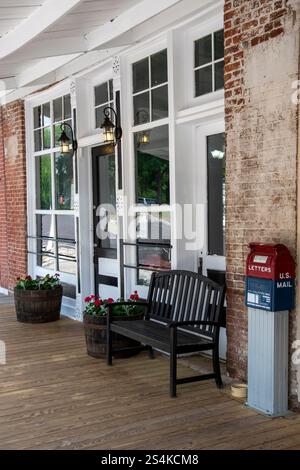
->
135, 125, 169, 205
33, 106, 42, 129
58, 243, 76, 274
36, 215, 55, 270
64, 95, 71, 120
43, 127, 51, 149
215, 60, 224, 91
95, 82, 108, 107
36, 154, 52, 209
207, 133, 225, 256
151, 85, 168, 121
109, 79, 114, 101
195, 65, 212, 97
137, 212, 171, 242
95, 104, 107, 128
214, 29, 224, 61
42, 102, 51, 126
133, 92, 150, 125
195, 34, 212, 68
56, 215, 75, 241
137, 245, 171, 286
34, 129, 42, 152
55, 153, 74, 210
132, 58, 149, 93
53, 97, 63, 122
95, 152, 117, 251
151, 49, 168, 87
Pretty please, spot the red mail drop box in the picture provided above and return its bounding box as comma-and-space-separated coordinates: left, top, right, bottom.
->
246, 243, 295, 280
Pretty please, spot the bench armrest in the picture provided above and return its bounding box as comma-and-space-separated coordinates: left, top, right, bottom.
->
169, 320, 219, 328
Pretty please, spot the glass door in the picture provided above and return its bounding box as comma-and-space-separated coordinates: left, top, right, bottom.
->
197, 123, 226, 358
92, 146, 119, 298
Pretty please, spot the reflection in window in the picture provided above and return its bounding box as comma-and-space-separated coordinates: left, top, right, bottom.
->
36, 214, 55, 270
136, 212, 171, 286
35, 154, 52, 210
194, 29, 224, 97
135, 125, 169, 205
133, 49, 168, 124
95, 151, 117, 252
55, 153, 74, 210
207, 133, 225, 256
94, 80, 113, 128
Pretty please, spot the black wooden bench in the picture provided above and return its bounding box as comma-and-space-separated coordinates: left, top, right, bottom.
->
106, 270, 226, 397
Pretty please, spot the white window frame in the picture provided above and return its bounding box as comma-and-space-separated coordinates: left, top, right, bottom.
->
25, 80, 77, 288
122, 36, 174, 298
185, 13, 224, 108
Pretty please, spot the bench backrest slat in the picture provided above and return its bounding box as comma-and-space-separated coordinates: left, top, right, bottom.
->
147, 271, 225, 339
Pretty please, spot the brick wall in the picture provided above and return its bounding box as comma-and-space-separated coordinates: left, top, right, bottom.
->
0, 100, 27, 290
224, 0, 300, 399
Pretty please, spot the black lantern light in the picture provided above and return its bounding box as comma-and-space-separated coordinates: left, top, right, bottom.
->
58, 122, 78, 156
100, 107, 122, 146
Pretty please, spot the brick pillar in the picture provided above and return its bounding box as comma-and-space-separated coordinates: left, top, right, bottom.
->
224, 0, 300, 399
0, 100, 27, 290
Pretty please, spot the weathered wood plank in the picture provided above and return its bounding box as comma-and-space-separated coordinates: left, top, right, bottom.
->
0, 305, 299, 449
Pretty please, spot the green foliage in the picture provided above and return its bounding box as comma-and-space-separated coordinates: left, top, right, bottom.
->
136, 151, 169, 204
15, 274, 61, 290
84, 291, 144, 318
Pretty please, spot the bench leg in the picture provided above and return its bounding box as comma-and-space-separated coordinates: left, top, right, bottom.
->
170, 328, 177, 398
107, 324, 112, 366
148, 346, 155, 359
212, 345, 223, 388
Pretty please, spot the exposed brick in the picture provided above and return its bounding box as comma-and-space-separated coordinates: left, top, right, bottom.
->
224, 0, 299, 403
0, 100, 27, 290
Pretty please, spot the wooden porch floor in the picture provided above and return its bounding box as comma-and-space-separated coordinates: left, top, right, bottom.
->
0, 304, 300, 450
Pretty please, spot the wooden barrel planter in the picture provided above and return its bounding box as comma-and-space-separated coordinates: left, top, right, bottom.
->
83, 312, 143, 359
14, 286, 63, 323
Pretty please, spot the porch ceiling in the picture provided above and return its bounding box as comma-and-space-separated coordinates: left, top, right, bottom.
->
0, 0, 186, 101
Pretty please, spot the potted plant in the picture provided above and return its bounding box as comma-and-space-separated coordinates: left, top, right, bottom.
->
14, 274, 63, 323
83, 291, 145, 359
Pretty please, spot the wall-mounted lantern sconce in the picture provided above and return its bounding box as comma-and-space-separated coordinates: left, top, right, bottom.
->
58, 122, 78, 156
100, 107, 122, 146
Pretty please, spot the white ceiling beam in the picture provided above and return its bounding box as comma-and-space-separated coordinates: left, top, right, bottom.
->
0, 37, 89, 63
86, 0, 182, 50
16, 54, 81, 88
0, 0, 82, 60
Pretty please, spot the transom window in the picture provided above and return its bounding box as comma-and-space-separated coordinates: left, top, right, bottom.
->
194, 29, 224, 97
94, 79, 113, 128
132, 49, 168, 125
32, 94, 76, 276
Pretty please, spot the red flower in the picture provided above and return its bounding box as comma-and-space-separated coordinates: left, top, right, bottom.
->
16, 277, 20, 281
90, 294, 95, 299
84, 296, 91, 303
94, 299, 102, 308
25, 275, 32, 281
106, 298, 114, 304
130, 291, 139, 301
